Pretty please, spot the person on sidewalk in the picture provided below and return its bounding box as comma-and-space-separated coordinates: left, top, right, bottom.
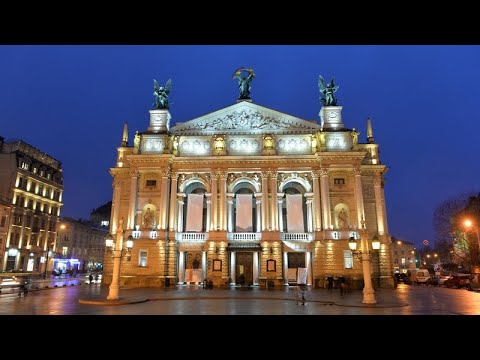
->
327, 275, 334, 291
89, 274, 93, 285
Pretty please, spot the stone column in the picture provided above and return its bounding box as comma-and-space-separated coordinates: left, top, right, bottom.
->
219, 172, 228, 231
253, 251, 259, 285
227, 193, 234, 233
306, 195, 313, 233
277, 193, 284, 232
178, 251, 185, 284
255, 194, 262, 233
177, 194, 185, 233
160, 169, 170, 230
127, 171, 139, 230
168, 173, 178, 231
319, 168, 331, 229
261, 172, 269, 231
202, 251, 207, 280
305, 251, 312, 286
312, 171, 322, 231
269, 171, 278, 231
373, 174, 386, 235
353, 168, 366, 228
111, 175, 122, 234
205, 194, 211, 232
210, 172, 218, 231
283, 251, 289, 286
230, 251, 236, 285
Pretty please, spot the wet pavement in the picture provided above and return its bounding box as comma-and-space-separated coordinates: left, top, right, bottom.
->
2, 283, 480, 315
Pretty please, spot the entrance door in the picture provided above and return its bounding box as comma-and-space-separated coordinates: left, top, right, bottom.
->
236, 252, 253, 286
287, 252, 305, 285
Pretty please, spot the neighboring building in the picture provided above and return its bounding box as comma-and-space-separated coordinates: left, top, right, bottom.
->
391, 237, 417, 274
90, 201, 112, 228
0, 196, 13, 270
103, 76, 394, 289
0, 136, 63, 273
55, 217, 108, 273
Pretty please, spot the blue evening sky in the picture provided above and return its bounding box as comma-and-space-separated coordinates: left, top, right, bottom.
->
1, 45, 479, 248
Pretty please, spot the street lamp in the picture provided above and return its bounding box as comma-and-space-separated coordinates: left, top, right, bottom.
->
348, 230, 381, 304
464, 219, 480, 249
43, 241, 55, 280
104, 218, 133, 301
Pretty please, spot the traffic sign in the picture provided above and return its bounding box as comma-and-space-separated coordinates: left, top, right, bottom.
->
423, 239, 429, 246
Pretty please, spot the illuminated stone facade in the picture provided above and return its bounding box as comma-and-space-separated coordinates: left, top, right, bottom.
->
103, 98, 394, 289
0, 137, 64, 273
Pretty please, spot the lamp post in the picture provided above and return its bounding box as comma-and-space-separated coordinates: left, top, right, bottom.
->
464, 219, 480, 248
348, 230, 380, 304
43, 241, 54, 280
105, 218, 133, 301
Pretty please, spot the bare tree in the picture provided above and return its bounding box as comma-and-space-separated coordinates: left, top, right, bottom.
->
433, 191, 480, 270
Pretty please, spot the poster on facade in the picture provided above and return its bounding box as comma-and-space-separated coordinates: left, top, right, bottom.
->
236, 194, 253, 232
297, 267, 308, 285
286, 194, 304, 232
185, 193, 204, 232
288, 268, 297, 283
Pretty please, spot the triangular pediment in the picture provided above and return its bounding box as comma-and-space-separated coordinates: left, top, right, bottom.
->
170, 101, 321, 135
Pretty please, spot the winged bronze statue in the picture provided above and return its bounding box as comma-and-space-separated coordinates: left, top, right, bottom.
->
232, 68, 255, 99
153, 78, 172, 109
318, 75, 339, 106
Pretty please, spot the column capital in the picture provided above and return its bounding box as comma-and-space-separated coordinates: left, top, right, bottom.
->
267, 170, 278, 178
352, 168, 362, 176
219, 172, 228, 181
318, 168, 329, 177
128, 170, 140, 177
160, 169, 171, 178
260, 171, 269, 180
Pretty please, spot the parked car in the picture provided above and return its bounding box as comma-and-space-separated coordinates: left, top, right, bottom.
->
430, 274, 450, 286
444, 274, 471, 289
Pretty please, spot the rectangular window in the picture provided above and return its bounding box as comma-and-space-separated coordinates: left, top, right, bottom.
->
401, 258, 406, 265
145, 180, 157, 187
344, 250, 353, 269
139, 250, 148, 267
62, 247, 68, 256
0, 216, 5, 227
408, 257, 412, 263
334, 178, 345, 185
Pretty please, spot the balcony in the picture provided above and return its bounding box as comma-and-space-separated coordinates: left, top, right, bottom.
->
280, 233, 314, 242
176, 232, 208, 242
227, 232, 262, 241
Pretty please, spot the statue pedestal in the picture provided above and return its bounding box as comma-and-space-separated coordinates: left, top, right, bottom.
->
320, 106, 343, 130
148, 109, 170, 133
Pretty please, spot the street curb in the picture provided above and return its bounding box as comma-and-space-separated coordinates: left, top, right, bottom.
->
78, 294, 407, 308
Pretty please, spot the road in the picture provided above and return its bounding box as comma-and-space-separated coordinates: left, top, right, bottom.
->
2, 283, 480, 315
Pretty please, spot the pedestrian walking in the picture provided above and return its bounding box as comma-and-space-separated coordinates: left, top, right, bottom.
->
327, 275, 334, 291
89, 274, 93, 285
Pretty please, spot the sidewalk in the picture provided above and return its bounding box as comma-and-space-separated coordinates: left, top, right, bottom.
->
78, 285, 408, 308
